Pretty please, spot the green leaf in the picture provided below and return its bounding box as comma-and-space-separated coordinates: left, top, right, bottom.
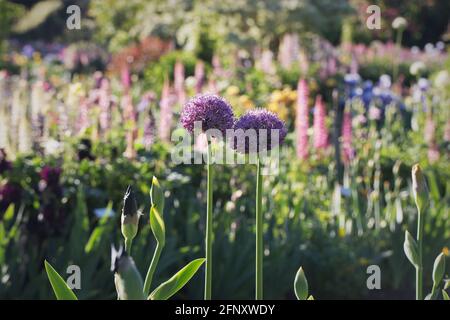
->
150, 176, 165, 215
403, 230, 419, 267
85, 202, 114, 253
442, 290, 449, 300
294, 267, 309, 300
12, 0, 62, 33
44, 260, 78, 300
2, 204, 15, 223
150, 206, 165, 246
432, 253, 446, 285
149, 258, 205, 300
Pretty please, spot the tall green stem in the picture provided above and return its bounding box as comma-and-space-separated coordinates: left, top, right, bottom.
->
143, 241, 163, 296
205, 141, 213, 300
256, 157, 263, 300
416, 210, 424, 300
124, 238, 132, 254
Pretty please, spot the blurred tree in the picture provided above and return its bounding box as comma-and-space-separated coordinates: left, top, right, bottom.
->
90, 0, 353, 54
350, 0, 450, 46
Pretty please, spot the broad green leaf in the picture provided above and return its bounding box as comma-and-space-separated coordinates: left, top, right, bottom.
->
44, 260, 78, 300
150, 176, 165, 215
294, 267, 309, 300
403, 230, 419, 267
150, 206, 165, 246
149, 258, 205, 300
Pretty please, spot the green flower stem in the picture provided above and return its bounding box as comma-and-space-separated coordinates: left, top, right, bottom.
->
143, 241, 163, 296
416, 210, 424, 300
205, 141, 213, 300
256, 157, 263, 300
125, 238, 132, 254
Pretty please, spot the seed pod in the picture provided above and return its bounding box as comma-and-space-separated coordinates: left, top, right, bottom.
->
411, 164, 429, 214
432, 253, 446, 285
111, 245, 145, 300
404, 230, 420, 267
121, 186, 140, 243
150, 176, 165, 215
294, 267, 309, 300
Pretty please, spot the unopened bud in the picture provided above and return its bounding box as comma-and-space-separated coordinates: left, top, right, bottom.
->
411, 164, 429, 214
121, 186, 140, 244
111, 245, 145, 300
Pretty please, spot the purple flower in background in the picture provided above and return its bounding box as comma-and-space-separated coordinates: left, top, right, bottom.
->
0, 149, 12, 175
22, 44, 35, 58
181, 94, 234, 135
231, 109, 287, 154
195, 61, 205, 94
0, 182, 21, 212
296, 79, 309, 160
40, 166, 62, 187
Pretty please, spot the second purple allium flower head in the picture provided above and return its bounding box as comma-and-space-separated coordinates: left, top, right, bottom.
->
181, 94, 234, 135
231, 109, 287, 153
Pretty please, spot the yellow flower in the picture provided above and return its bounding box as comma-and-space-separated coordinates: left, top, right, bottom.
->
226, 85, 240, 96
443, 247, 449, 256
358, 258, 370, 266
271, 90, 283, 102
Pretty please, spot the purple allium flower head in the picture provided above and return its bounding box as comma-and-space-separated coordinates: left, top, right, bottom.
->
181, 94, 234, 135
40, 166, 62, 186
231, 109, 287, 153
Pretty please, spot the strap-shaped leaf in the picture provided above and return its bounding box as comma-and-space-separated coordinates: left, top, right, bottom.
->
44, 260, 78, 300
149, 258, 205, 300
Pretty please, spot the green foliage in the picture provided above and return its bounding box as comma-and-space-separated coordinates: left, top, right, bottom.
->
144, 50, 197, 93
44, 260, 78, 300
149, 258, 205, 300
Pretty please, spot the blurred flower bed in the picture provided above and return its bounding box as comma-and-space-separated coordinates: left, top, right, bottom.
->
0, 0, 449, 300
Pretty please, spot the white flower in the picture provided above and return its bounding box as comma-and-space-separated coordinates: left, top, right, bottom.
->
417, 78, 429, 91
392, 17, 407, 30
379, 74, 392, 89
409, 61, 426, 76
434, 70, 449, 88
43, 139, 62, 155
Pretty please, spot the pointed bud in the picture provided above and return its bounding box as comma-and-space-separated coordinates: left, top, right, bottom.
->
411, 164, 429, 214
111, 245, 145, 300
432, 253, 446, 285
121, 186, 140, 243
150, 176, 165, 215
404, 230, 420, 267
150, 206, 165, 247
294, 267, 309, 300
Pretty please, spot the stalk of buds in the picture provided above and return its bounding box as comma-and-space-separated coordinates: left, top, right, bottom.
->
121, 186, 140, 253
404, 164, 431, 300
